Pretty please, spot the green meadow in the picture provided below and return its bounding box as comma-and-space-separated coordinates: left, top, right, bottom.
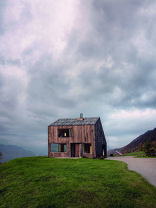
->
0, 157, 156, 208
123, 151, 146, 157
123, 151, 156, 158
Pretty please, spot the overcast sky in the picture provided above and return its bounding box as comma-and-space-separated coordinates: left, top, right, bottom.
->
1, 0, 156, 154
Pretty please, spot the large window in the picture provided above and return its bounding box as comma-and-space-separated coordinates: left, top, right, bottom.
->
84, 143, 92, 154
58, 129, 72, 137
50, 143, 66, 152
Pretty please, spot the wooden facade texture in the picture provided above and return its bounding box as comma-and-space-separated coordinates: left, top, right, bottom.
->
48, 117, 107, 158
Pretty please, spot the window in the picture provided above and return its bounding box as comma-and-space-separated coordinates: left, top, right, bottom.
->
50, 143, 66, 152
58, 129, 72, 137
84, 143, 92, 154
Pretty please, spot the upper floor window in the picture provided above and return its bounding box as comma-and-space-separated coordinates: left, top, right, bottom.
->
58, 128, 72, 137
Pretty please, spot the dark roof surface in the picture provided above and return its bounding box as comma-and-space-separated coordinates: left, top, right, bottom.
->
49, 117, 99, 126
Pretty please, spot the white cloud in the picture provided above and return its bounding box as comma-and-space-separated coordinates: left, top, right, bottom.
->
0, 0, 80, 61
110, 109, 156, 121
139, 2, 156, 17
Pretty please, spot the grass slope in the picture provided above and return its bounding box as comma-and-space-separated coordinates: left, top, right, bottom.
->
0, 157, 156, 208
123, 151, 146, 157
123, 151, 156, 158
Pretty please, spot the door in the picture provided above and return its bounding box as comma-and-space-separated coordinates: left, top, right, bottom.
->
71, 143, 75, 157
71, 144, 80, 157
75, 144, 80, 157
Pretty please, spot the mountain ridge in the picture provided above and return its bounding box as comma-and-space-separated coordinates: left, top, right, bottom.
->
0, 144, 37, 163
108, 128, 156, 155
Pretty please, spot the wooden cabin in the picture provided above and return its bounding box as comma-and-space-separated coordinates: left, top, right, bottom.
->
48, 114, 107, 158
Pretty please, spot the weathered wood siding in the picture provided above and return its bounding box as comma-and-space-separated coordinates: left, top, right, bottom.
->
48, 124, 96, 158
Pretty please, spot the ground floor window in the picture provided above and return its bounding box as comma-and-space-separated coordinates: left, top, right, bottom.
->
84, 143, 92, 154
50, 143, 66, 152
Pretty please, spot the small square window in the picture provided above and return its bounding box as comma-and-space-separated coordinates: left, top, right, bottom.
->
84, 144, 92, 154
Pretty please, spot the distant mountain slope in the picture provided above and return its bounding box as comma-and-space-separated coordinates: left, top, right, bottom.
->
107, 148, 121, 156
120, 128, 156, 153
119, 128, 156, 154
0, 144, 36, 163
108, 128, 156, 155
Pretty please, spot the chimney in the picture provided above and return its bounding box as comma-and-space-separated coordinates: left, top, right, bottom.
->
80, 113, 83, 119
77, 113, 84, 121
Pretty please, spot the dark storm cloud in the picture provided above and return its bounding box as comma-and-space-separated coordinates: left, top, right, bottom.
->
66, 56, 154, 111
1, 0, 156, 152
26, 55, 78, 113
75, 1, 142, 58
63, 0, 156, 112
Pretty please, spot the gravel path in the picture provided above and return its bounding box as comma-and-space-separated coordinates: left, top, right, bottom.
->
107, 156, 156, 187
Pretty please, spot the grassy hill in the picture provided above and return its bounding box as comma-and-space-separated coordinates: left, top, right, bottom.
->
0, 157, 156, 208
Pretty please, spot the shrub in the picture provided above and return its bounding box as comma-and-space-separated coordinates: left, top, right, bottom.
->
0, 152, 2, 164
139, 143, 144, 151
144, 140, 156, 157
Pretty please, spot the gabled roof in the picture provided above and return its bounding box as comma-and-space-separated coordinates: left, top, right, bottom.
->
49, 117, 99, 126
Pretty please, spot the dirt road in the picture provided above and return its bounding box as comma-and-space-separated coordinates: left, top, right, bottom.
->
107, 156, 156, 187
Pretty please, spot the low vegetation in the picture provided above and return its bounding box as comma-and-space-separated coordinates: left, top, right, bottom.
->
0, 152, 2, 164
123, 140, 156, 158
123, 151, 146, 157
141, 140, 156, 157
0, 157, 156, 208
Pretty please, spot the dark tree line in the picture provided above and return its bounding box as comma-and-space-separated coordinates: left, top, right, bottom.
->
139, 140, 156, 157
0, 152, 2, 164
